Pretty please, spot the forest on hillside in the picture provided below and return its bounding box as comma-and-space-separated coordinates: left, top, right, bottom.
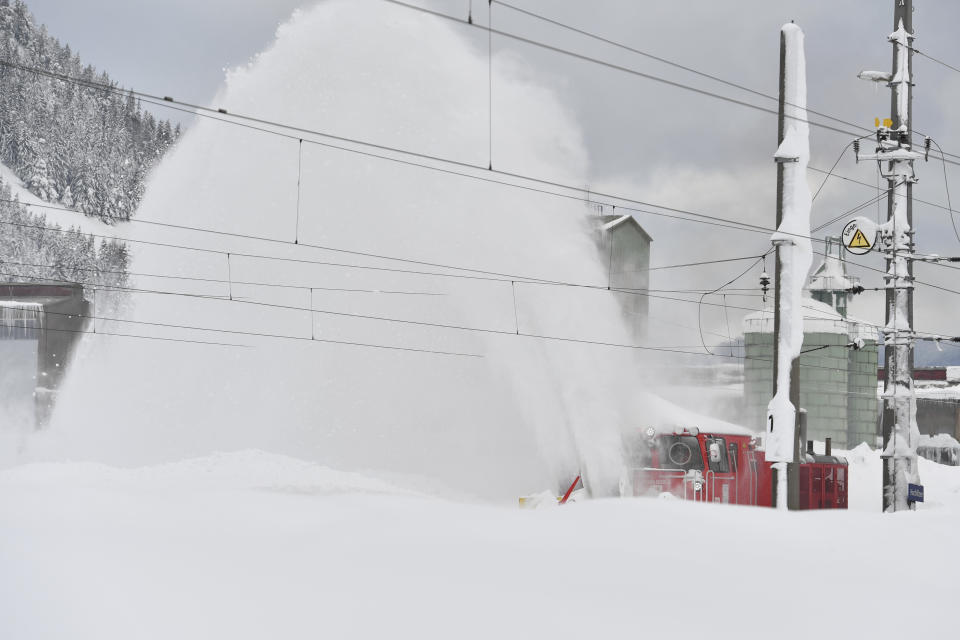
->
0, 0, 178, 222
0, 178, 129, 290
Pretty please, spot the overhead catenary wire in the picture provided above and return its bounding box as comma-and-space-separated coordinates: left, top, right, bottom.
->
6, 178, 960, 315
930, 139, 960, 244
812, 185, 895, 233
0, 318, 249, 348
1, 15, 952, 336
4, 53, 960, 263
492, 0, 877, 140
697, 251, 771, 356
26, 278, 956, 377
8, 263, 958, 377
21, 301, 485, 359
490, 0, 960, 173
2, 11, 958, 376
381, 0, 883, 142
4, 8, 960, 236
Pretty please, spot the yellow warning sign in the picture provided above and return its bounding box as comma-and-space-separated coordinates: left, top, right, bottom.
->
848, 228, 872, 249
842, 217, 877, 255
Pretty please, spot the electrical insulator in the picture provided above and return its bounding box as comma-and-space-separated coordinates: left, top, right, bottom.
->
924, 136, 932, 161
853, 139, 860, 163
759, 271, 771, 303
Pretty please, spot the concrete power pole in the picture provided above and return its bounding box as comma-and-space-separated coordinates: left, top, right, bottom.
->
882, 0, 921, 512
858, 0, 922, 512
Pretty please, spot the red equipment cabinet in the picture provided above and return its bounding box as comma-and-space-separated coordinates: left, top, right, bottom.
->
625, 426, 848, 509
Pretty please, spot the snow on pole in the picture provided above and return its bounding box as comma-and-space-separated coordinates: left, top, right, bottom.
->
766, 24, 813, 506
879, 17, 921, 512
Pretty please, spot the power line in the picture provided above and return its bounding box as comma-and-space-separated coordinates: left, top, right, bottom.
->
930, 139, 960, 244
386, 0, 960, 169
912, 46, 960, 77
5, 52, 959, 270
812, 186, 893, 233
383, 1, 862, 139
7, 178, 960, 315
0, 318, 246, 349
24, 287, 743, 360
697, 252, 769, 356
499, 0, 960, 175
11, 267, 955, 379
27, 303, 485, 359
3, 11, 960, 238
0, 256, 448, 296
492, 1, 875, 139
3, 55, 958, 328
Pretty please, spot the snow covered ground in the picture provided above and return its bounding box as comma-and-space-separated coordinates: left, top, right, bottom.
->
1, 445, 958, 640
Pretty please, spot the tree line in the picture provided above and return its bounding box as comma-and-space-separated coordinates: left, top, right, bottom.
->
0, 0, 178, 222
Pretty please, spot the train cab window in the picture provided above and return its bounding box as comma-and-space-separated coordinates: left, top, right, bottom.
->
705, 437, 729, 473
657, 436, 704, 471
728, 443, 739, 473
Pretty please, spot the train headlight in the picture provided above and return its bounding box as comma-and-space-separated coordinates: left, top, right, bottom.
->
645, 427, 656, 438
694, 481, 703, 492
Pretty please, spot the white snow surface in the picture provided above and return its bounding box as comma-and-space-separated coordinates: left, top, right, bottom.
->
918, 433, 960, 449
0, 162, 119, 237
2, 445, 960, 639
947, 366, 960, 383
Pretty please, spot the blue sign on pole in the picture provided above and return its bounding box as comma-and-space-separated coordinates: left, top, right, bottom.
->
908, 483, 924, 503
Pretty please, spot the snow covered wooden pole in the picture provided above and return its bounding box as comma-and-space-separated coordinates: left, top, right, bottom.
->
767, 23, 813, 510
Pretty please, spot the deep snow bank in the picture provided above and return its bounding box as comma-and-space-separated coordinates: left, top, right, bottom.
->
2, 446, 959, 640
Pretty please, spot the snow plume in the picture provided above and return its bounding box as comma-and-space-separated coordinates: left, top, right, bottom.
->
765, 24, 813, 492
36, 0, 643, 500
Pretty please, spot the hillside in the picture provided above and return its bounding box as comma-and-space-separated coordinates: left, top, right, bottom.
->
0, 0, 178, 222
0, 173, 128, 290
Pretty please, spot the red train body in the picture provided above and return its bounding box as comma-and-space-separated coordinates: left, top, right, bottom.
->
625, 426, 847, 509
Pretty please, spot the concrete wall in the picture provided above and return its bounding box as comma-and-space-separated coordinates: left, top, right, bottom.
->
744, 331, 879, 448
847, 340, 879, 446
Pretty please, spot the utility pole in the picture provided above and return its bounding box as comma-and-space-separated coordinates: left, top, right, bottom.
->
856, 0, 922, 512
768, 22, 812, 510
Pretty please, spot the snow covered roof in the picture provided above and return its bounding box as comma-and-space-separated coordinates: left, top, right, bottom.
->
809, 253, 857, 292
598, 214, 652, 242
918, 433, 960, 450
914, 385, 960, 400
742, 296, 879, 340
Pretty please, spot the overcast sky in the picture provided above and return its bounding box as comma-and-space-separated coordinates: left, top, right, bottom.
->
22, 0, 960, 342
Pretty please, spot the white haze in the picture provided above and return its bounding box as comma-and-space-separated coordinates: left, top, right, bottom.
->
31, 0, 688, 500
